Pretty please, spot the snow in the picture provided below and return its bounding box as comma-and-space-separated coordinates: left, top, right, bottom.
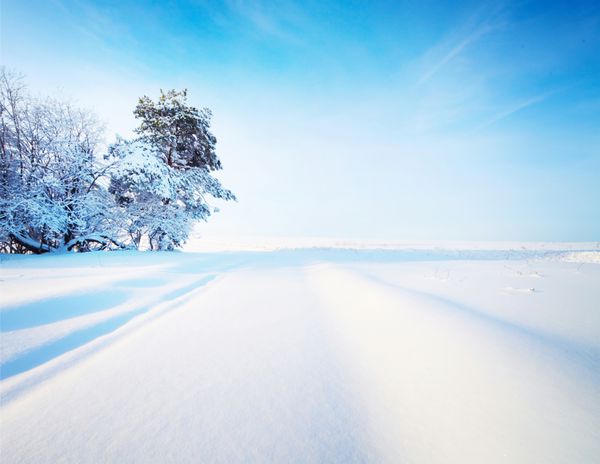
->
1, 246, 599, 463
183, 232, 600, 253
553, 251, 600, 264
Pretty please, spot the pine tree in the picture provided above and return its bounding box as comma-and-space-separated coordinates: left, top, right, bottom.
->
108, 89, 235, 250
133, 89, 222, 170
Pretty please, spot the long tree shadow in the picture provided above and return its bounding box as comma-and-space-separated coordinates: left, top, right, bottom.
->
160, 274, 216, 301
1, 290, 129, 331
1, 307, 146, 379
1, 274, 217, 380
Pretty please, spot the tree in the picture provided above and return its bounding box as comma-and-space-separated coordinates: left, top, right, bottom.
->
0, 68, 123, 253
0, 72, 234, 253
107, 89, 235, 250
133, 89, 222, 170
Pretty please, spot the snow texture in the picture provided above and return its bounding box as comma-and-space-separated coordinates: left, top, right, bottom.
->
1, 246, 599, 463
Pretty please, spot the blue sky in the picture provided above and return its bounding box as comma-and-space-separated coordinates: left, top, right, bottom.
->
2, 0, 599, 241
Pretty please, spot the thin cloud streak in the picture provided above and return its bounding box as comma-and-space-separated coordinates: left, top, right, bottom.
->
476, 91, 556, 131
415, 3, 508, 87
416, 32, 478, 86
222, 0, 306, 44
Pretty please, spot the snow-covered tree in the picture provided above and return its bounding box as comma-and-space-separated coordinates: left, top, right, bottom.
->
0, 68, 123, 253
108, 89, 235, 250
134, 89, 222, 170
1, 72, 235, 253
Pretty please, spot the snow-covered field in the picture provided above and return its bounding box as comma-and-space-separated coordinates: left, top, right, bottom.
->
1, 245, 599, 463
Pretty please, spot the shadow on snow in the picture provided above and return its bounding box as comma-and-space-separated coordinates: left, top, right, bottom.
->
1, 275, 216, 380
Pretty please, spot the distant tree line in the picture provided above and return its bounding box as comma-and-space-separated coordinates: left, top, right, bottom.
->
0, 68, 235, 253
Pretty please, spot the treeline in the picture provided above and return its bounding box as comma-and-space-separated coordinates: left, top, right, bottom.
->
0, 69, 235, 254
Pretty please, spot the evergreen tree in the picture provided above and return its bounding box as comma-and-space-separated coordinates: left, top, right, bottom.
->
133, 89, 222, 170
108, 89, 235, 250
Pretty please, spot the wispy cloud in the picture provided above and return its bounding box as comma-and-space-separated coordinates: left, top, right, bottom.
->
415, 3, 508, 86
222, 0, 307, 44
416, 31, 482, 86
475, 91, 555, 130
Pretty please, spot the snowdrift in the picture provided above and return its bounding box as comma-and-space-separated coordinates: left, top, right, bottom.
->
1, 247, 599, 463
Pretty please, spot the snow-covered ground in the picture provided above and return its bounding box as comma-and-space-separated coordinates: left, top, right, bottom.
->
1, 245, 599, 463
